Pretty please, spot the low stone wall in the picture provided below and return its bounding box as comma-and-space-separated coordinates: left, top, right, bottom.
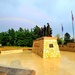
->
59, 43, 75, 52
0, 66, 35, 75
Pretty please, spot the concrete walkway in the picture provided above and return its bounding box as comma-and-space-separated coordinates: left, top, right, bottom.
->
0, 50, 75, 75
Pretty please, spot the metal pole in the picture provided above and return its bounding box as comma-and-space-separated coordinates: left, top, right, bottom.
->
71, 11, 75, 42
72, 20, 74, 41
61, 24, 64, 44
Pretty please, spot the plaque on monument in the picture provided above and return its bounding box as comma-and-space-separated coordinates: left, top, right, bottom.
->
49, 44, 53, 48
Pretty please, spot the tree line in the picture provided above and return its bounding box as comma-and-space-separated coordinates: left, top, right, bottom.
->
56, 33, 74, 45
0, 24, 52, 47
0, 23, 73, 47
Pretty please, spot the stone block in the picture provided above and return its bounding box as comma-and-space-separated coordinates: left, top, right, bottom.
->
0, 66, 35, 75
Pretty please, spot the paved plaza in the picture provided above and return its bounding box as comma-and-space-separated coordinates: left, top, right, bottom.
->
0, 50, 75, 75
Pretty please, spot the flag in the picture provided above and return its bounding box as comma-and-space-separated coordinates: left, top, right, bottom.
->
71, 11, 74, 21
62, 25, 63, 32
72, 14, 74, 21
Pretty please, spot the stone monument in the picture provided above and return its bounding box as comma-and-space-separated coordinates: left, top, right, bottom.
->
33, 23, 60, 58
33, 37, 60, 58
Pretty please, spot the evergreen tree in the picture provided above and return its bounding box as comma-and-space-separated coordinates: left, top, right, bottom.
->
64, 33, 70, 44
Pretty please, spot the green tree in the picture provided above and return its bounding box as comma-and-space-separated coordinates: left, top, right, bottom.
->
19, 27, 24, 32
15, 28, 33, 47
55, 34, 62, 44
33, 25, 40, 34
1, 32, 9, 46
55, 34, 60, 39
33, 25, 40, 38
57, 38, 63, 44
0, 33, 2, 44
7, 28, 15, 45
15, 29, 25, 46
64, 33, 70, 44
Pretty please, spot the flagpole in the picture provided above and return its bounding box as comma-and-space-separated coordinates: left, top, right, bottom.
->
72, 19, 74, 41
71, 11, 75, 42
61, 23, 64, 44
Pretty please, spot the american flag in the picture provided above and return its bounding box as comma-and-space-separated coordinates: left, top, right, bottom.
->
71, 11, 74, 21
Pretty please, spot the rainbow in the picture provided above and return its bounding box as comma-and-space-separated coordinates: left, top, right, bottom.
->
0, 17, 41, 27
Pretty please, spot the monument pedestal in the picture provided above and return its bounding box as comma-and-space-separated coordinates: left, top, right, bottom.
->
32, 37, 60, 58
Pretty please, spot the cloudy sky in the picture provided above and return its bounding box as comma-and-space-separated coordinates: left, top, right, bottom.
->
0, 0, 75, 37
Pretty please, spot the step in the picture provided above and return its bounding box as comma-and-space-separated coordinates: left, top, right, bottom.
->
1, 49, 23, 55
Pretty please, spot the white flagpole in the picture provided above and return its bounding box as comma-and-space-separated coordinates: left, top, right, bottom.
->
61, 23, 64, 44
71, 11, 75, 42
